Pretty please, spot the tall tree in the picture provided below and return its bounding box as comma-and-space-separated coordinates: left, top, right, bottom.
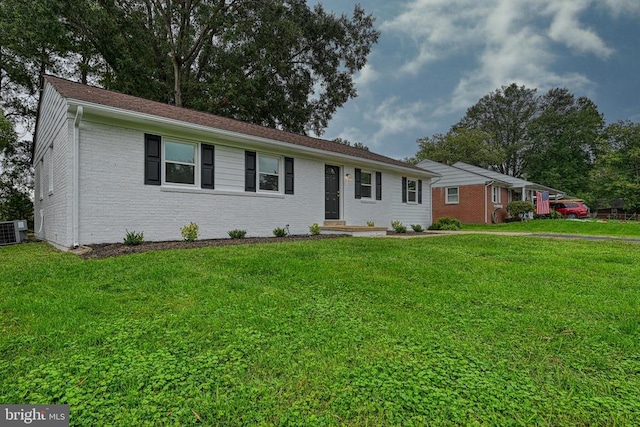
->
455, 83, 539, 177
523, 88, 604, 196
62, 0, 380, 135
0, 0, 71, 125
333, 137, 369, 151
591, 121, 640, 212
0, 113, 33, 224
411, 128, 502, 167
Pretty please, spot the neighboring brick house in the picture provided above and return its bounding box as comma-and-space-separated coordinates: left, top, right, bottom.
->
417, 159, 563, 224
33, 76, 439, 250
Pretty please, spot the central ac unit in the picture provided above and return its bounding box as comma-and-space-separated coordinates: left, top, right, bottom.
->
0, 220, 28, 246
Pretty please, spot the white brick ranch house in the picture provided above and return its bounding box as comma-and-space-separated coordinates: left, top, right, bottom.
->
33, 76, 438, 250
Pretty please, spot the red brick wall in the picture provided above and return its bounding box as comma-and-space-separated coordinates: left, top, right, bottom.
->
432, 185, 509, 224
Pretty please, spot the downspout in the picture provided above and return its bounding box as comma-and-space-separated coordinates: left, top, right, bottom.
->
72, 106, 83, 248
429, 176, 441, 225
484, 180, 495, 224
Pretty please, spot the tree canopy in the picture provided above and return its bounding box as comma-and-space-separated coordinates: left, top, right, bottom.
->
413, 84, 615, 203
523, 88, 604, 196
56, 0, 380, 136
591, 121, 640, 212
454, 83, 539, 177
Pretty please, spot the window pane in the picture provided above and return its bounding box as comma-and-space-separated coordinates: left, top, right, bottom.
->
259, 173, 279, 191
361, 172, 371, 185
361, 186, 372, 198
408, 191, 416, 202
166, 163, 195, 184
166, 141, 195, 163
407, 180, 416, 191
259, 156, 279, 174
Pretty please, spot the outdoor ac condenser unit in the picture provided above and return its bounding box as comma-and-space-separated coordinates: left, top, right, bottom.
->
0, 220, 28, 246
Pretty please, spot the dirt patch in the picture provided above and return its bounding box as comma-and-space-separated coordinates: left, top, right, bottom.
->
79, 234, 351, 260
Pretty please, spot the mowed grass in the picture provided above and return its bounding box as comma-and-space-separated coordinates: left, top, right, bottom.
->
463, 218, 640, 237
1, 236, 640, 426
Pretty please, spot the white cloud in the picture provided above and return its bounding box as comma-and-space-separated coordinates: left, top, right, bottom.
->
354, 64, 380, 91
381, 0, 490, 75
545, 1, 614, 59
381, 0, 613, 117
602, 0, 640, 15
363, 96, 434, 152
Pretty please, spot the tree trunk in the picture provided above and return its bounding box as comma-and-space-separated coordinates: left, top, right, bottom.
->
173, 57, 182, 107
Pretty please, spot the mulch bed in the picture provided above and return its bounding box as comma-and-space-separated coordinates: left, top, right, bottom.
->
79, 234, 351, 259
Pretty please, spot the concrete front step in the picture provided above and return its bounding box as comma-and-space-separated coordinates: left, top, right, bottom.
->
320, 224, 388, 237
323, 220, 346, 227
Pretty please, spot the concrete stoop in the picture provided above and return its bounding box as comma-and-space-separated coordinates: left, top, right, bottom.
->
320, 221, 388, 237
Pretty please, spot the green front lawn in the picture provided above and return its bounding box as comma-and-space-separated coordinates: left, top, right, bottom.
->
463, 218, 640, 237
1, 236, 639, 425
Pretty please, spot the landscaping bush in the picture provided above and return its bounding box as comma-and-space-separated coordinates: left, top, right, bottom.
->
123, 230, 144, 245
391, 220, 407, 233
228, 229, 247, 239
273, 227, 287, 237
535, 210, 563, 220
507, 201, 535, 218
410, 224, 424, 232
366, 221, 375, 227
429, 216, 462, 230
181, 222, 199, 242
309, 223, 321, 235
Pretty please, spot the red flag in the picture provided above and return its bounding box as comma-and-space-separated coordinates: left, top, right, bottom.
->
536, 191, 550, 215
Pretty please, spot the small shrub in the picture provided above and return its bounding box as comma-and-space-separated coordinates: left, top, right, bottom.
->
391, 220, 407, 233
181, 222, 199, 242
228, 229, 247, 239
309, 223, 321, 235
366, 221, 375, 227
535, 210, 563, 220
429, 216, 462, 230
273, 227, 287, 237
123, 230, 144, 245
507, 201, 535, 218
410, 224, 424, 232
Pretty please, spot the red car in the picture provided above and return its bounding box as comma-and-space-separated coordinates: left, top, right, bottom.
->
550, 201, 590, 219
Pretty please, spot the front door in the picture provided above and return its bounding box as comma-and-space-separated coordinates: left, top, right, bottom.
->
325, 165, 340, 220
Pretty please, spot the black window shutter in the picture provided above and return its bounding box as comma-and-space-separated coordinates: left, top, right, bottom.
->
245, 151, 256, 192
402, 177, 407, 203
144, 133, 161, 185
354, 168, 362, 199
376, 172, 382, 200
201, 144, 215, 189
285, 157, 294, 194
418, 179, 423, 204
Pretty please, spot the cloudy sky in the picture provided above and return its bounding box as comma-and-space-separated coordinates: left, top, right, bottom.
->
311, 0, 640, 159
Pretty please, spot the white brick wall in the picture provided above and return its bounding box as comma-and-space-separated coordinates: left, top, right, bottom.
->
77, 120, 329, 244
72, 119, 433, 245
33, 84, 74, 250
35, 87, 434, 248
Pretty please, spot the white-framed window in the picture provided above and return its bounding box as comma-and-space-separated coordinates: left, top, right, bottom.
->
164, 140, 197, 185
361, 170, 372, 198
492, 186, 501, 203
407, 179, 417, 203
48, 145, 54, 194
258, 154, 280, 192
446, 187, 459, 204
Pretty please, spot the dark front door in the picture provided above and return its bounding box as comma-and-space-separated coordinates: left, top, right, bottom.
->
325, 165, 340, 220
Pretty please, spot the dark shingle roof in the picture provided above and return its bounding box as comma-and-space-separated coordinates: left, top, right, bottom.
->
44, 75, 430, 174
